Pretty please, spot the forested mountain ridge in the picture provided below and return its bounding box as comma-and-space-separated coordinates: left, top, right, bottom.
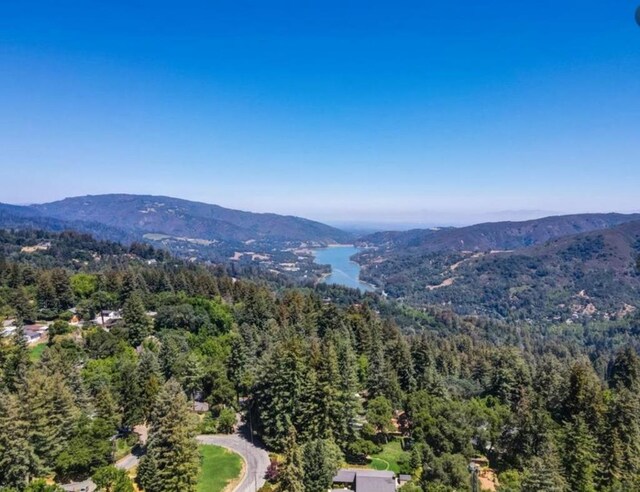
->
0, 203, 139, 244
358, 219, 640, 322
32, 194, 353, 244
0, 195, 353, 278
2, 228, 640, 492
358, 213, 640, 253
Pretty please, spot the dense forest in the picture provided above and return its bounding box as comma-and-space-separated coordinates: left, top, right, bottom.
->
2, 229, 640, 491
357, 220, 640, 323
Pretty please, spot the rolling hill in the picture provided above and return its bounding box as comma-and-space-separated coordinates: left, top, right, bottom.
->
0, 195, 353, 278
31, 194, 353, 244
357, 214, 640, 322
359, 213, 640, 253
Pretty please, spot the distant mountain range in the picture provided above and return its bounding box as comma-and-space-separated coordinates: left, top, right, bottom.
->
3, 196, 640, 322
359, 213, 640, 253
0, 194, 353, 246
356, 213, 640, 322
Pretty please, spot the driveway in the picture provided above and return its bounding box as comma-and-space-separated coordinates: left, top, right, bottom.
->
197, 429, 269, 492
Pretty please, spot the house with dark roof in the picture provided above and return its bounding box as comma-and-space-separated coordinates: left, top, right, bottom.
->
332, 468, 397, 492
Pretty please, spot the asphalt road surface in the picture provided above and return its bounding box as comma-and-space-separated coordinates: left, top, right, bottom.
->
197, 431, 269, 492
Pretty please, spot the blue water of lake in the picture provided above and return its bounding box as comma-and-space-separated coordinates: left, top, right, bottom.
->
312, 245, 375, 292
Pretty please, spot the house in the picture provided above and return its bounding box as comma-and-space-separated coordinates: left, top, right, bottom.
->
332, 469, 397, 492
60, 479, 96, 492
93, 310, 122, 328
2, 319, 17, 335
23, 324, 48, 344
398, 474, 412, 487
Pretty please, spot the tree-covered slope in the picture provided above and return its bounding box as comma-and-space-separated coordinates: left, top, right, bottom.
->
359, 220, 640, 322
2, 228, 640, 491
32, 194, 353, 244
360, 213, 640, 253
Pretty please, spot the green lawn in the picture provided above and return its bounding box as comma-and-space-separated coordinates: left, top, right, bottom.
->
369, 439, 409, 474
29, 343, 47, 361
197, 445, 243, 492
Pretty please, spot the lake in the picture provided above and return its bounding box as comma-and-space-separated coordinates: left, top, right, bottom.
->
312, 245, 375, 292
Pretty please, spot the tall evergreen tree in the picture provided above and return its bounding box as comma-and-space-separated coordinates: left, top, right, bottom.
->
36, 273, 57, 311
13, 288, 36, 324
0, 392, 38, 489
278, 427, 305, 492
4, 325, 30, 392
601, 388, 640, 488
609, 347, 640, 392
115, 352, 143, 428
122, 292, 153, 347
139, 379, 200, 492
521, 453, 565, 492
254, 339, 309, 450
561, 415, 597, 492
333, 337, 361, 447
302, 438, 343, 492
137, 349, 163, 421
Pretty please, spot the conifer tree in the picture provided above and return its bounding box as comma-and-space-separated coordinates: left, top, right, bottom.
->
302, 438, 343, 492
25, 372, 77, 473
278, 427, 305, 492
0, 392, 38, 489
561, 415, 597, 492
13, 288, 36, 324
302, 339, 344, 441
334, 337, 361, 447
122, 292, 153, 347
50, 268, 74, 311
4, 324, 30, 392
116, 353, 144, 428
94, 385, 121, 432
609, 347, 640, 392
254, 339, 309, 450
521, 451, 565, 492
140, 379, 200, 492
601, 388, 640, 488
36, 273, 57, 311
137, 349, 163, 421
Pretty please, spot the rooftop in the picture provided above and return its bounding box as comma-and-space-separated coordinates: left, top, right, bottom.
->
333, 469, 396, 492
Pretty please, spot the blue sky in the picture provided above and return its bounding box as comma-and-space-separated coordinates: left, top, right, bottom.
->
1, 1, 639, 225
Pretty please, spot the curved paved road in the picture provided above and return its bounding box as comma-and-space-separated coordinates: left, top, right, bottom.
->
197, 432, 269, 492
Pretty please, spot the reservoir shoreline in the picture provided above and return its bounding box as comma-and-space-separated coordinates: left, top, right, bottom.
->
312, 244, 375, 292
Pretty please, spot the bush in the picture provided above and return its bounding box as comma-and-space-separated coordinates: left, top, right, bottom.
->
49, 319, 72, 339
58, 310, 75, 321
346, 439, 382, 464
199, 414, 219, 434
217, 407, 236, 434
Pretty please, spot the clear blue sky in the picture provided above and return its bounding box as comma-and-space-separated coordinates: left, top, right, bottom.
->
1, 1, 639, 225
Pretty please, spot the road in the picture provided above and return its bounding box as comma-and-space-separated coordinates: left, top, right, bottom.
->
115, 452, 140, 471
197, 431, 270, 492
62, 425, 269, 492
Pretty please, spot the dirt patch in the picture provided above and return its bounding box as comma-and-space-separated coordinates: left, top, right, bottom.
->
427, 277, 455, 290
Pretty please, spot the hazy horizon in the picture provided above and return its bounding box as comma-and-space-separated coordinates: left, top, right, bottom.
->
5, 192, 640, 231
1, 2, 639, 223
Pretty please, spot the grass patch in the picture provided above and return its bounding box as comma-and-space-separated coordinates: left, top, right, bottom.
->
369, 439, 409, 474
29, 343, 47, 362
198, 445, 243, 492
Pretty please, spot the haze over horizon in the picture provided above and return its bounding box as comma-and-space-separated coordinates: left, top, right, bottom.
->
1, 1, 639, 224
